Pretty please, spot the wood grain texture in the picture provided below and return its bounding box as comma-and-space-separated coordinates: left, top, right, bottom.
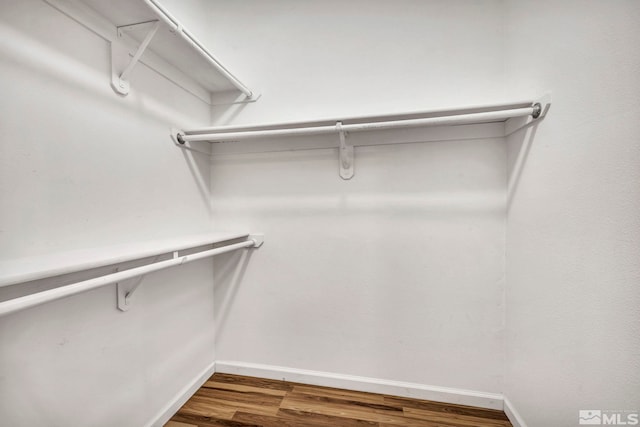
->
166, 373, 512, 427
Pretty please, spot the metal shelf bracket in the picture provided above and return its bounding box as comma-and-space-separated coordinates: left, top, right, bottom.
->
504, 92, 552, 137
111, 20, 160, 95
115, 236, 263, 312
116, 255, 158, 311
116, 275, 145, 311
249, 233, 264, 247
337, 122, 354, 180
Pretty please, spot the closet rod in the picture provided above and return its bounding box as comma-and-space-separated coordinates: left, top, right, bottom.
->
0, 239, 257, 318
141, 0, 253, 98
177, 104, 540, 143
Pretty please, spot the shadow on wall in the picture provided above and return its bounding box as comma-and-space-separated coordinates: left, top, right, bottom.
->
210, 91, 253, 126
207, 191, 506, 219
179, 142, 214, 215
0, 3, 236, 219
0, 21, 203, 130
507, 108, 550, 210
209, 136, 509, 219
213, 249, 253, 341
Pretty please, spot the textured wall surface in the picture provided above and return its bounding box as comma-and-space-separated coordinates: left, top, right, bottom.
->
212, 136, 507, 393
3, 0, 638, 425
198, 0, 507, 124
504, 1, 640, 426
206, 0, 508, 395
0, 0, 216, 425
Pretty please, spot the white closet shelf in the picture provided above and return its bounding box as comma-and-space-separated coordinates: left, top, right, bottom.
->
0, 231, 253, 288
173, 94, 551, 179
176, 97, 550, 142
0, 232, 264, 316
44, 0, 257, 104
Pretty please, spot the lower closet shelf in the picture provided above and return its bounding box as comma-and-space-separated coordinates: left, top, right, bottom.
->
0, 232, 264, 317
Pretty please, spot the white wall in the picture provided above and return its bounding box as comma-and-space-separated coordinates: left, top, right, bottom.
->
207, 0, 509, 395
504, 1, 640, 426
0, 0, 217, 425
202, 0, 507, 123
5, 0, 637, 424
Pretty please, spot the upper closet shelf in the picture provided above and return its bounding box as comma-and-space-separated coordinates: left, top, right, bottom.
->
173, 94, 551, 179
177, 96, 551, 143
44, 0, 258, 104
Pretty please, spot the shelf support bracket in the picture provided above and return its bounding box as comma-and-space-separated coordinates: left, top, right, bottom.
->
337, 122, 354, 180
504, 92, 553, 137
111, 20, 160, 96
114, 236, 263, 312
116, 255, 159, 311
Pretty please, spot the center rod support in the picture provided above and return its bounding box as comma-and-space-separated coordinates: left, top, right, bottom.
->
337, 122, 354, 180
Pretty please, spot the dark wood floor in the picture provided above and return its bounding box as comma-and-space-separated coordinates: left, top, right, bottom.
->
166, 373, 512, 427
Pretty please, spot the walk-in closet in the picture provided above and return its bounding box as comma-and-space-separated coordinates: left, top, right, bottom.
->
1, 1, 638, 426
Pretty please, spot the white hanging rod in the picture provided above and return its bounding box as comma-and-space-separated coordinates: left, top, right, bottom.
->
0, 239, 259, 318
141, 0, 253, 98
176, 103, 542, 144
0, 232, 252, 288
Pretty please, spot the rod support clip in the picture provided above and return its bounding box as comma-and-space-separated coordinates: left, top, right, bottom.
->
337, 122, 354, 180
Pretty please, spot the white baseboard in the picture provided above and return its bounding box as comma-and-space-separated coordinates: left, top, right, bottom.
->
504, 397, 528, 427
145, 360, 217, 427
215, 360, 504, 410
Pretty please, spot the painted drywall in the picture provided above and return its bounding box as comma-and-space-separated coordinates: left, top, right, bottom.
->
211, 136, 507, 394
207, 0, 508, 395
200, 0, 508, 123
6, 0, 637, 424
504, 1, 640, 426
0, 0, 217, 425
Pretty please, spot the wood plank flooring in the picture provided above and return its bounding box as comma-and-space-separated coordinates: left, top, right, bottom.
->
165, 373, 512, 427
